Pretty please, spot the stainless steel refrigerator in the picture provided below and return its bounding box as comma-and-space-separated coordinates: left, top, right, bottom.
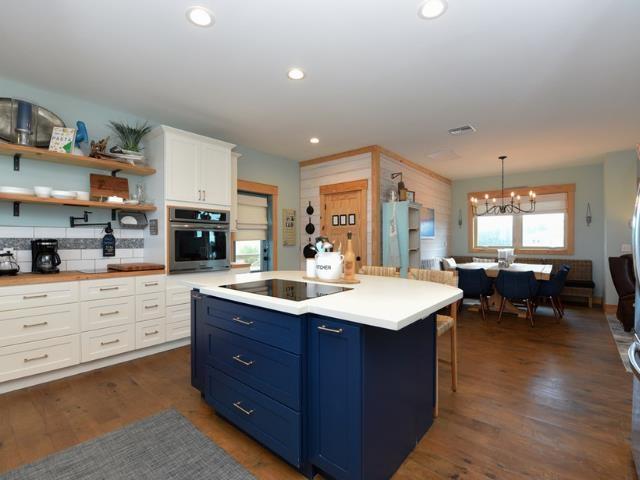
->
628, 184, 640, 473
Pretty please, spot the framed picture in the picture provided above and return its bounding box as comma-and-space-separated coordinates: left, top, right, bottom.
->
339, 214, 347, 226
332, 215, 339, 226
420, 207, 435, 239
282, 208, 297, 246
348, 213, 356, 225
407, 191, 415, 202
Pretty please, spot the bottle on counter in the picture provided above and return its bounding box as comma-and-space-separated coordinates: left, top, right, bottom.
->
343, 231, 356, 281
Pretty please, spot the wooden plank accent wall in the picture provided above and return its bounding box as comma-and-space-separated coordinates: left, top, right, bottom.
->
300, 152, 373, 266
380, 154, 452, 261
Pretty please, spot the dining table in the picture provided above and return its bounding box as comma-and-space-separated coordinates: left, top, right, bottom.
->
456, 262, 553, 318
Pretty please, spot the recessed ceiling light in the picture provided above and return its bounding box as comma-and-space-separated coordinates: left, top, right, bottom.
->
309, 137, 320, 144
418, 0, 448, 19
288, 68, 306, 80
186, 6, 214, 27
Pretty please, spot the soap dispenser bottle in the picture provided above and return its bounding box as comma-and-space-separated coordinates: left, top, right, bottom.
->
102, 222, 116, 257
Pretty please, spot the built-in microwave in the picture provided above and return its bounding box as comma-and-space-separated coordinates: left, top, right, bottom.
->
168, 207, 230, 274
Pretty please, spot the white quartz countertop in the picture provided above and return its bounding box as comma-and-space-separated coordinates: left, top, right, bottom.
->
177, 270, 462, 331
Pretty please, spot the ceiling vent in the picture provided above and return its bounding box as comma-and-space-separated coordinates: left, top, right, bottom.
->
448, 125, 476, 136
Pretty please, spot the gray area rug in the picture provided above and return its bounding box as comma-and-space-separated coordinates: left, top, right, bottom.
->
0, 409, 255, 480
606, 313, 633, 373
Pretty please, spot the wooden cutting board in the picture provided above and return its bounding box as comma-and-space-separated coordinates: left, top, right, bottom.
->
107, 263, 164, 272
90, 174, 129, 200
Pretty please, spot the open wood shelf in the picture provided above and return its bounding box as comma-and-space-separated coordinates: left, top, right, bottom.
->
0, 193, 156, 212
0, 143, 156, 176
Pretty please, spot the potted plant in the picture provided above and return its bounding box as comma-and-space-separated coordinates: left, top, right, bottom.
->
109, 121, 152, 153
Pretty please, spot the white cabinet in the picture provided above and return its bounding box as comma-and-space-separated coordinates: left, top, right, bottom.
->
136, 292, 166, 322
165, 135, 200, 203
80, 277, 136, 302
0, 282, 79, 312
80, 296, 135, 331
166, 303, 191, 341
149, 126, 235, 207
135, 318, 166, 349
0, 304, 80, 348
230, 151, 240, 232
81, 324, 135, 362
135, 275, 166, 294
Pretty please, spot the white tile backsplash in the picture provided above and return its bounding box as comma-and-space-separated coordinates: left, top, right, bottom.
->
81, 249, 103, 260
66, 227, 100, 238
95, 258, 119, 270
58, 249, 82, 261
116, 248, 133, 258
133, 248, 144, 258
34, 227, 66, 238
17, 261, 31, 273
0, 226, 34, 238
120, 229, 144, 239
66, 259, 95, 271
15, 250, 32, 262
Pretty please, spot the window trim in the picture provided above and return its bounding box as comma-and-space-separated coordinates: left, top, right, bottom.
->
467, 183, 575, 255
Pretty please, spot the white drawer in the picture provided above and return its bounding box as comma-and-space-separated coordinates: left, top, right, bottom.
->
135, 275, 166, 295
166, 304, 191, 341
166, 284, 191, 306
80, 277, 135, 301
0, 282, 79, 312
0, 303, 80, 347
136, 292, 166, 322
0, 334, 80, 382
81, 296, 135, 332
81, 324, 134, 362
135, 318, 166, 349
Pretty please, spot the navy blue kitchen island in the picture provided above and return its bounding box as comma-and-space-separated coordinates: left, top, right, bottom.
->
190, 290, 440, 480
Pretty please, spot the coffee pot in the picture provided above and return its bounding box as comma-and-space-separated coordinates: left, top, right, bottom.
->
0, 251, 20, 275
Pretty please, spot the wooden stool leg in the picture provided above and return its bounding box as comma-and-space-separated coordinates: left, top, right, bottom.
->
497, 297, 506, 323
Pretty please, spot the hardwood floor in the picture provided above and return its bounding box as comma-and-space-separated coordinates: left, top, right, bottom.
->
0, 305, 635, 479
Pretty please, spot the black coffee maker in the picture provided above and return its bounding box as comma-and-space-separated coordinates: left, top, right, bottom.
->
31, 239, 61, 274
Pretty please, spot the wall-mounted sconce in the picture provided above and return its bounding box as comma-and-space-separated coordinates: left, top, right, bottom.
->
586, 203, 592, 226
458, 209, 462, 228
391, 172, 407, 201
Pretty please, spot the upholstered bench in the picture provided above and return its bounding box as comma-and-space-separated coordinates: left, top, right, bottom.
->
452, 256, 595, 307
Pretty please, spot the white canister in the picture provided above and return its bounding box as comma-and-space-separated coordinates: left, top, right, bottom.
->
306, 258, 317, 277
315, 252, 344, 281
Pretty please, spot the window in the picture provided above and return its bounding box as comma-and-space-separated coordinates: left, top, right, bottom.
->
234, 240, 262, 272
469, 185, 574, 255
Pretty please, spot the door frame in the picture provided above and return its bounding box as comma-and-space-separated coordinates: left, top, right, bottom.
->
319, 179, 368, 266
235, 179, 279, 270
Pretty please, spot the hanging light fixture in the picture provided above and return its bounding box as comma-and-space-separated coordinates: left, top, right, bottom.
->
470, 156, 536, 216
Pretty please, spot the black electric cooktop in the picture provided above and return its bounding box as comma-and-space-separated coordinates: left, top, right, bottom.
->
220, 279, 352, 302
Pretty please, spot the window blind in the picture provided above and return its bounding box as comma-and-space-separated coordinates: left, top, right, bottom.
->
236, 194, 268, 241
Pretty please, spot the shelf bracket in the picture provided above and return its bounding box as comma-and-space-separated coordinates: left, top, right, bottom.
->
13, 201, 20, 216
111, 169, 121, 177
13, 154, 21, 171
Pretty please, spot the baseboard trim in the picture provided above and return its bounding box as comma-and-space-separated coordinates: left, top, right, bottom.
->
0, 338, 190, 395
603, 304, 618, 314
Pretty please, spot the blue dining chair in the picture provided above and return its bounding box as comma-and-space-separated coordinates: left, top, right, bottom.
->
457, 268, 494, 320
495, 270, 539, 326
537, 265, 571, 320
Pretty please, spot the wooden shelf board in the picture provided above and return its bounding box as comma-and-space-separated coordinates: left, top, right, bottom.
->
0, 143, 156, 176
0, 193, 156, 212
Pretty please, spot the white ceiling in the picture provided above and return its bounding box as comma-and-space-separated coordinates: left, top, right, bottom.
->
1, 0, 639, 179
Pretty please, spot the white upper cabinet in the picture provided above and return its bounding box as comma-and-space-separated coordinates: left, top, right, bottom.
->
165, 135, 200, 203
147, 126, 235, 207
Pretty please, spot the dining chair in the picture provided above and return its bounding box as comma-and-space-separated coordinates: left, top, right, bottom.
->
358, 265, 400, 277
456, 268, 494, 321
495, 270, 539, 326
408, 268, 459, 418
537, 265, 571, 320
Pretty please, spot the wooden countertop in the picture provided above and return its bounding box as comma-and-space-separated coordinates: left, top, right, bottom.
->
0, 269, 166, 287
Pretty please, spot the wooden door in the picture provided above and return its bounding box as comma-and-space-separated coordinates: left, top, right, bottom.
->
320, 179, 368, 270
165, 135, 199, 203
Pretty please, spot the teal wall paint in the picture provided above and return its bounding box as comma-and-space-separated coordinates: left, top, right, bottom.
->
0, 76, 301, 270
451, 162, 606, 298
235, 146, 300, 271
603, 151, 637, 304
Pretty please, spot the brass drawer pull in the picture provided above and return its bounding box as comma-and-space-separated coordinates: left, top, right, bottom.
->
232, 354, 255, 366
24, 353, 48, 362
100, 310, 120, 317
144, 330, 159, 336
144, 282, 159, 287
144, 304, 159, 309
23, 321, 48, 328
99, 286, 119, 292
233, 401, 254, 416
232, 316, 254, 326
100, 339, 120, 346
318, 324, 343, 334
23, 294, 48, 300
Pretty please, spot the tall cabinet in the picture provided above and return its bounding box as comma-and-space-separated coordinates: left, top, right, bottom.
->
382, 201, 421, 278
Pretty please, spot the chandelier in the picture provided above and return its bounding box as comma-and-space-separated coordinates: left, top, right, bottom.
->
470, 156, 536, 216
